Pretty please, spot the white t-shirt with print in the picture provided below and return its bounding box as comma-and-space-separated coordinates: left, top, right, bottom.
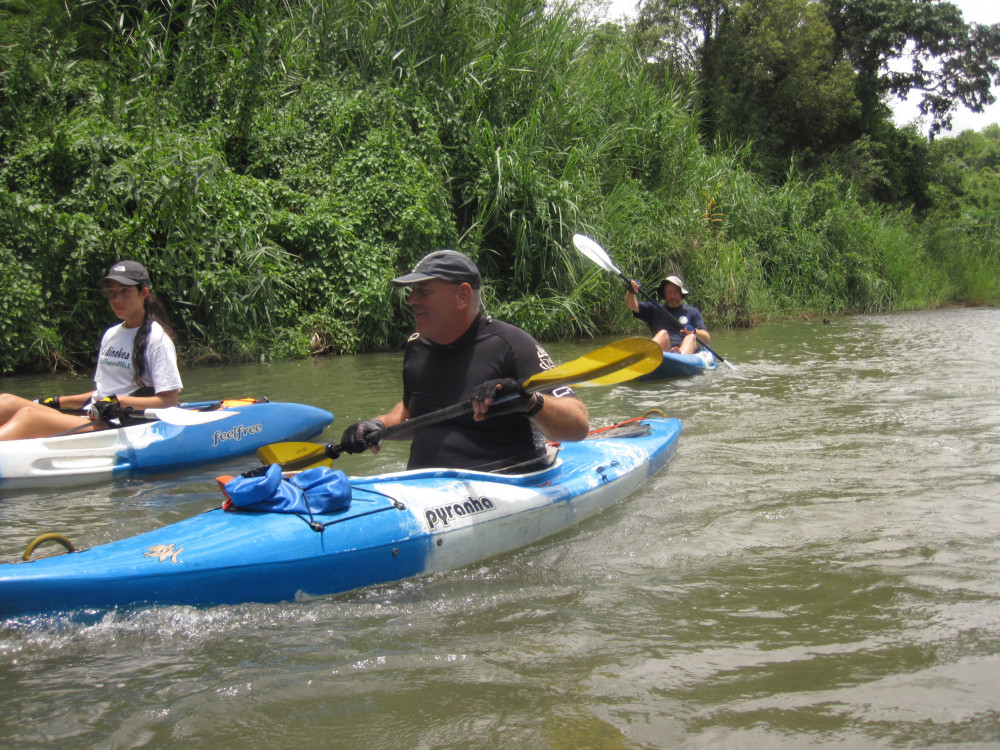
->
93, 320, 183, 399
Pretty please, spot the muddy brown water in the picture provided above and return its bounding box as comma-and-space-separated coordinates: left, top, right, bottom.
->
1, 307, 998, 748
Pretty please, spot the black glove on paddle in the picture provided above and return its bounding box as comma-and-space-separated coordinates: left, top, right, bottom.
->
88, 395, 123, 420
34, 396, 61, 410
339, 419, 385, 454
469, 378, 542, 417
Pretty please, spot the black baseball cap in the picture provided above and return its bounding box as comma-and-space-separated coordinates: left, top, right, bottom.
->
391, 250, 481, 289
100, 260, 150, 287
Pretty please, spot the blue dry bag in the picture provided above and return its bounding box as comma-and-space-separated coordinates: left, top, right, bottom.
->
224, 464, 352, 514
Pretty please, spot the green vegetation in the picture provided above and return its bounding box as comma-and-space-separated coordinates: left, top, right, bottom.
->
0, 0, 997, 375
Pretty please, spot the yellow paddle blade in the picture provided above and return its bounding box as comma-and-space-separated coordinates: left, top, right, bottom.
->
256, 441, 329, 468
522, 337, 662, 390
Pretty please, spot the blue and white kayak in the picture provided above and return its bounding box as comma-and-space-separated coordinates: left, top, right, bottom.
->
638, 348, 718, 380
0, 399, 333, 490
0, 416, 681, 619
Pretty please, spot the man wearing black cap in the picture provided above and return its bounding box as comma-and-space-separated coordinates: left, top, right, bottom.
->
626, 275, 709, 355
339, 250, 589, 472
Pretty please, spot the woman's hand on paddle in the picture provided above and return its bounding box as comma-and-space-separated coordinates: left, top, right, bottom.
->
33, 396, 61, 410
88, 395, 128, 420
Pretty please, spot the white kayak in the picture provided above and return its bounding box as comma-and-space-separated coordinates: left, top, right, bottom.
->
0, 399, 333, 490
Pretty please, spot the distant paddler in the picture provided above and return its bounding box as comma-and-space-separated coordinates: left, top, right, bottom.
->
626, 275, 710, 355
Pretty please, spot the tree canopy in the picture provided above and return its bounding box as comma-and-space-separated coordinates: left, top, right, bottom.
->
636, 0, 1000, 182
824, 0, 1000, 137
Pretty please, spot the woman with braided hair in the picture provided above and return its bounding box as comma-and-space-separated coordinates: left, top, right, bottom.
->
0, 260, 183, 441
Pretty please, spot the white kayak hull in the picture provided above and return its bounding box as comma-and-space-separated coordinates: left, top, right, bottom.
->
0, 400, 333, 489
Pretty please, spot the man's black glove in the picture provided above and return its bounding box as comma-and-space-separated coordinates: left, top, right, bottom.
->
339, 419, 385, 454
34, 396, 61, 410
88, 395, 123, 420
470, 378, 543, 417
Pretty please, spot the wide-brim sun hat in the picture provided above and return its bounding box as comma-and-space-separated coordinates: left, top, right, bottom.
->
658, 275, 689, 296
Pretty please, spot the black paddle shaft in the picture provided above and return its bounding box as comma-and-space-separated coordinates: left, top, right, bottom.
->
324, 344, 655, 460
324, 399, 477, 460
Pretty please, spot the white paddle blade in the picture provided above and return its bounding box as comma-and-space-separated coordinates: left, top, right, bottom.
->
572, 234, 622, 275
143, 407, 239, 425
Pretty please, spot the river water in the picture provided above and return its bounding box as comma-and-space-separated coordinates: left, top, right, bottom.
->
1, 307, 998, 748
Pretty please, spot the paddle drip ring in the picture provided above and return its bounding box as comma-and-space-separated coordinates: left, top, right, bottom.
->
22, 533, 78, 561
